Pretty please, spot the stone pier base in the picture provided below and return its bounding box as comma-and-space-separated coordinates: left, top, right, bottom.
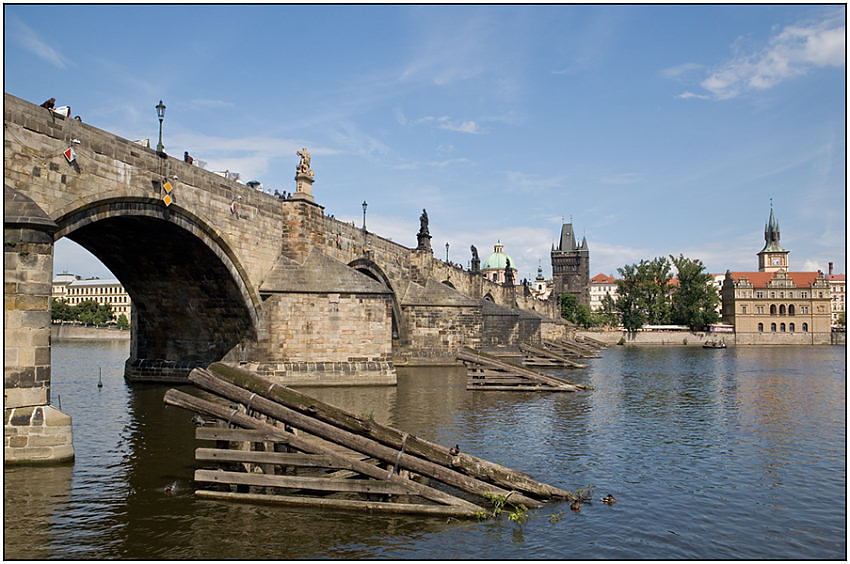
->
4, 404, 74, 464
228, 360, 397, 386
124, 358, 202, 383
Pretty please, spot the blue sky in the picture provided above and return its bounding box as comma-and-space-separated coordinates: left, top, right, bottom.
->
5, 4, 846, 282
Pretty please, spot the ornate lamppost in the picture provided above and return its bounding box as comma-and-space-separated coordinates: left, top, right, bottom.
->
155, 100, 166, 154
362, 201, 368, 230
446, 242, 450, 263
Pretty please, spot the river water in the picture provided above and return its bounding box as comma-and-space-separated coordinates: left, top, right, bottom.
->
4, 341, 845, 559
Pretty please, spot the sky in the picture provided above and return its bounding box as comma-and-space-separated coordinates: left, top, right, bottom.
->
4, 3, 846, 282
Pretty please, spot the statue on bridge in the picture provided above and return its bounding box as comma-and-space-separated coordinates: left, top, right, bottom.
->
470, 245, 480, 274
296, 147, 314, 178
416, 209, 432, 252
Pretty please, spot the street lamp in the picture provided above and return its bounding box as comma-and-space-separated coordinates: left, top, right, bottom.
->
446, 242, 450, 263
362, 201, 368, 230
155, 100, 166, 154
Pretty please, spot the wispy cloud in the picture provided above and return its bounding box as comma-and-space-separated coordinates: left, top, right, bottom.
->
10, 17, 72, 69
409, 115, 484, 134
660, 62, 704, 79
600, 172, 646, 185
691, 14, 845, 100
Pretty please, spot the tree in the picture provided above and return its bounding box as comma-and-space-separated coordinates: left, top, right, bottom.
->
560, 292, 579, 322
50, 298, 76, 322
669, 254, 720, 330
594, 293, 620, 328
116, 313, 129, 330
76, 299, 114, 326
615, 257, 673, 331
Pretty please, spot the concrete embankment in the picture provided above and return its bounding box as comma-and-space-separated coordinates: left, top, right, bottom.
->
576, 330, 724, 346
51, 325, 130, 341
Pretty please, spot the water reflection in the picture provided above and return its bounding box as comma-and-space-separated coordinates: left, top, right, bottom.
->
3, 342, 845, 559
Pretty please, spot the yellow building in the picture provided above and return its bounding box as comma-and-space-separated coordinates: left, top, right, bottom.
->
721, 206, 832, 344
54, 277, 133, 325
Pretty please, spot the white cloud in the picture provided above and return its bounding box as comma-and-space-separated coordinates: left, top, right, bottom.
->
699, 15, 845, 100
599, 172, 645, 185
660, 62, 704, 79
676, 91, 711, 100
437, 118, 481, 134
11, 18, 72, 69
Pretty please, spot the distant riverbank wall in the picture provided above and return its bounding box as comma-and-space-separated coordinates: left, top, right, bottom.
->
576, 328, 844, 346
576, 329, 722, 346
51, 325, 130, 341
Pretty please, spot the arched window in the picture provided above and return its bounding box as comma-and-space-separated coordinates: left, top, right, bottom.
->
789, 323, 795, 333
779, 304, 786, 315
758, 323, 764, 332
771, 323, 777, 332
802, 322, 808, 332
788, 304, 795, 316
780, 323, 786, 332
770, 304, 777, 315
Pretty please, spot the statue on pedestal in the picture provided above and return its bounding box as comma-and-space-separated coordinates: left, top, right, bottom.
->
296, 147, 314, 178
416, 208, 432, 252
470, 245, 480, 273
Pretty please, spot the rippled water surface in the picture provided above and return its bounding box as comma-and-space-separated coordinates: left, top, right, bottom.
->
4, 342, 845, 559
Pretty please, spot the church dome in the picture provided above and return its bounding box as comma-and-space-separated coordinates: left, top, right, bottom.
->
481, 241, 514, 271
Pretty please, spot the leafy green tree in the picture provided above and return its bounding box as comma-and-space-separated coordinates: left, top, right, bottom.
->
595, 293, 620, 328
836, 312, 845, 328
116, 313, 129, 330
50, 298, 76, 322
76, 299, 114, 326
669, 254, 720, 330
615, 258, 673, 331
560, 293, 578, 322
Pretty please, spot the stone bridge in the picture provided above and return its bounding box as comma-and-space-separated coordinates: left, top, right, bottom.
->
4, 92, 564, 462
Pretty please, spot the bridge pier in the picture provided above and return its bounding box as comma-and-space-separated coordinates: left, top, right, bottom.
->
4, 186, 74, 464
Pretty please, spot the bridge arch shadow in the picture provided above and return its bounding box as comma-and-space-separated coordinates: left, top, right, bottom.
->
55, 198, 259, 380
347, 257, 406, 346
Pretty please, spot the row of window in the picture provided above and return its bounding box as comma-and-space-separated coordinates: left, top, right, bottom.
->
65, 297, 131, 306
742, 304, 809, 315
757, 322, 808, 333
68, 286, 125, 295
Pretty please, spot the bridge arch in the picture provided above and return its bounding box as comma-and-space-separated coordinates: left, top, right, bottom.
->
347, 257, 405, 345
54, 197, 260, 379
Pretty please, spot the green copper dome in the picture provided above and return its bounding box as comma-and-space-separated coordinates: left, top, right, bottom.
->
481, 241, 514, 271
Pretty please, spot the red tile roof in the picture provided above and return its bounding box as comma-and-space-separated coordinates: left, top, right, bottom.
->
728, 271, 823, 288
829, 274, 845, 281
590, 273, 617, 284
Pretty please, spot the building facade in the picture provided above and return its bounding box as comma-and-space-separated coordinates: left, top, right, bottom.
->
481, 241, 518, 285
551, 221, 590, 307
828, 262, 845, 328
54, 277, 133, 324
720, 206, 832, 344
589, 273, 618, 311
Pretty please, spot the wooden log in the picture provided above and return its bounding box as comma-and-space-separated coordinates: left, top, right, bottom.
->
519, 343, 588, 369
195, 490, 480, 518
163, 388, 482, 513
195, 469, 418, 496
467, 384, 569, 392
195, 448, 357, 470
188, 368, 544, 509
456, 349, 577, 389
206, 362, 574, 501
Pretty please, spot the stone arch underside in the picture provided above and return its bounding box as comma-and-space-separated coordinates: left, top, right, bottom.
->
347, 257, 405, 346
55, 200, 258, 381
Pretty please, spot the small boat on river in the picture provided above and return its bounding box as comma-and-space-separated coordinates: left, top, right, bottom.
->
703, 339, 727, 349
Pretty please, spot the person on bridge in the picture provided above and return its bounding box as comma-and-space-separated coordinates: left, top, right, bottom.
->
41, 98, 55, 110
184, 151, 194, 164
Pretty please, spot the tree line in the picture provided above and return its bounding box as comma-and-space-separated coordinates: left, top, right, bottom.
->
560, 254, 720, 332
51, 298, 129, 330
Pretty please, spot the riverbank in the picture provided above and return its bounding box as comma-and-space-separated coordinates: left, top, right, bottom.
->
51, 325, 130, 341
576, 328, 845, 346
576, 329, 722, 346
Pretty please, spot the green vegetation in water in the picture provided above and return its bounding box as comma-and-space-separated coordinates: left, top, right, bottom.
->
549, 512, 563, 524
482, 492, 529, 525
